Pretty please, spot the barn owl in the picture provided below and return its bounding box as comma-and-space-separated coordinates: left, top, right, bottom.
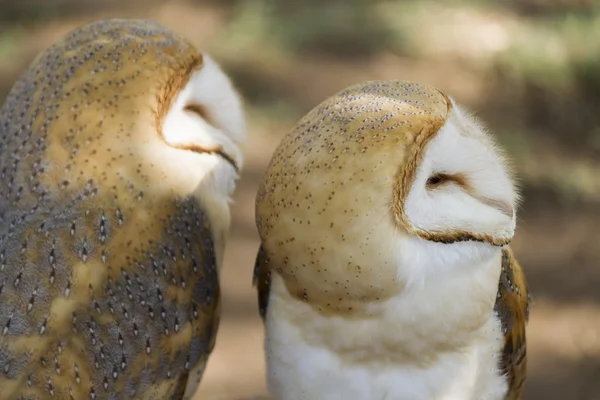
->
254, 81, 529, 400
0, 19, 245, 399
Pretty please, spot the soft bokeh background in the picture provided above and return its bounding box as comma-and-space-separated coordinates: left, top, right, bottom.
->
1, 0, 599, 398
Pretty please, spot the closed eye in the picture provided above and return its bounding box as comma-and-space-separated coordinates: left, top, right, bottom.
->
426, 173, 469, 189
426, 174, 445, 186
168, 103, 239, 172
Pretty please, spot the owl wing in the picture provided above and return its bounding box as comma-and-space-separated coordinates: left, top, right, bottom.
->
0, 197, 220, 400
253, 245, 272, 322
495, 247, 531, 400
150, 197, 221, 400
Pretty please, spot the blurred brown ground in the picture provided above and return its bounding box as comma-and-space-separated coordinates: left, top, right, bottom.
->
1, 1, 599, 399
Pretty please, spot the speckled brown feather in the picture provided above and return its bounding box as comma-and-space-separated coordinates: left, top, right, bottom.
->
495, 247, 530, 399
0, 19, 221, 400
254, 81, 454, 316
254, 80, 529, 397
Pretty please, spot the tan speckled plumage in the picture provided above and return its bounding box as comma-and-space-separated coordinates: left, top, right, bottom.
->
0, 19, 237, 400
255, 82, 454, 313
254, 80, 530, 399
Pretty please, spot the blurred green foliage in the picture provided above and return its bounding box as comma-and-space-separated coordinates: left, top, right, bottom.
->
263, 0, 398, 57
216, 0, 400, 57
217, 0, 600, 202
0, 0, 598, 202
497, 11, 600, 91
0, 29, 19, 60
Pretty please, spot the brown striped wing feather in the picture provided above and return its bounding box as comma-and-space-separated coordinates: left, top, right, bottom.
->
494, 247, 531, 400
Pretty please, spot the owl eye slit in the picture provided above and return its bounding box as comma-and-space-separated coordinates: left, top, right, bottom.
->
165, 103, 240, 172
184, 104, 215, 128
426, 173, 469, 189
426, 173, 447, 187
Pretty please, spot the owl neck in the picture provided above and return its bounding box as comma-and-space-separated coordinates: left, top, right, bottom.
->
267, 237, 503, 364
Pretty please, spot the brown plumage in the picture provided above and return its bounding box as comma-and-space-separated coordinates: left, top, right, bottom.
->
253, 80, 529, 399
495, 247, 530, 399
0, 18, 244, 400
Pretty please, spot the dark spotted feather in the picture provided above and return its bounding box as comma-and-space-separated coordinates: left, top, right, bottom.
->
0, 19, 220, 400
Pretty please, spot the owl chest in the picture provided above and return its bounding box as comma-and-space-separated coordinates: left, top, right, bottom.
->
265, 268, 509, 400
265, 311, 508, 400
0, 195, 220, 400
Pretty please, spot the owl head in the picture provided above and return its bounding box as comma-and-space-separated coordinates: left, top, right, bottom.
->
0, 19, 246, 270
255, 80, 518, 308
8, 18, 246, 203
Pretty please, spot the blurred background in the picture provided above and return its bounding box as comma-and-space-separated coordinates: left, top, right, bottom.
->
1, 0, 599, 398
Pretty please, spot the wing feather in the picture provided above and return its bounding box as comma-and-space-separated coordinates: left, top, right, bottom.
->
252, 245, 271, 322
494, 246, 531, 400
